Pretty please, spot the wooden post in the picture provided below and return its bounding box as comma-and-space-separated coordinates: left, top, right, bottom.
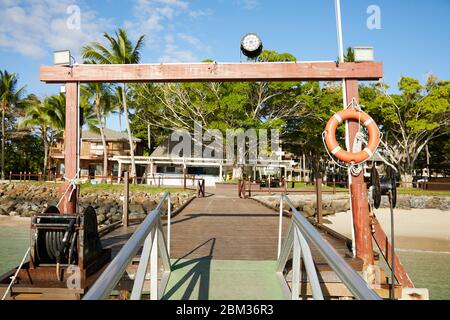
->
19, 172, 22, 181
333, 178, 336, 194
59, 82, 79, 214
9, 171, 11, 183
346, 80, 374, 266
123, 171, 129, 227
316, 176, 323, 225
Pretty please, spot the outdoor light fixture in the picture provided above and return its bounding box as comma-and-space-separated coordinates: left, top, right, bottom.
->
353, 47, 375, 62
240, 33, 263, 59
53, 50, 72, 66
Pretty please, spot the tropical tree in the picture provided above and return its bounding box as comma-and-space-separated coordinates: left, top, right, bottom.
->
20, 95, 52, 174
360, 76, 450, 184
81, 82, 113, 181
81, 28, 145, 180
0, 70, 26, 180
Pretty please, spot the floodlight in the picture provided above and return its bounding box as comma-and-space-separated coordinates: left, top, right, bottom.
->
54, 50, 71, 66
353, 47, 375, 62
240, 33, 263, 59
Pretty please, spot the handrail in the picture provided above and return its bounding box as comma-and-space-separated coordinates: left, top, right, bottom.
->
279, 194, 381, 300
83, 192, 171, 300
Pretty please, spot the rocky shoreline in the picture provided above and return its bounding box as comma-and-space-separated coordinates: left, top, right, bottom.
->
0, 183, 194, 227
253, 193, 450, 217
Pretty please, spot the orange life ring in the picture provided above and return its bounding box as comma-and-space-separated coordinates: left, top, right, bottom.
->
324, 109, 380, 164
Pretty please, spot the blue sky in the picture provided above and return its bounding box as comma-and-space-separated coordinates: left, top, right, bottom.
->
1, 0, 450, 130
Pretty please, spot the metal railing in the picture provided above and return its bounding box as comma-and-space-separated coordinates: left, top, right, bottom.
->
83, 192, 172, 300
276, 194, 381, 300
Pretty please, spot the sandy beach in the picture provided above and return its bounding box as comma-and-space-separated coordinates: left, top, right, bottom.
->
324, 208, 450, 252
0, 216, 31, 227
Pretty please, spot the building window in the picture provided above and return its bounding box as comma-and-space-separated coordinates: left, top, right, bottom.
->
96, 164, 103, 176
112, 163, 119, 177
166, 166, 176, 173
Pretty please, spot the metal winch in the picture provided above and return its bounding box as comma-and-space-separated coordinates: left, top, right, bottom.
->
368, 164, 397, 209
28, 205, 109, 285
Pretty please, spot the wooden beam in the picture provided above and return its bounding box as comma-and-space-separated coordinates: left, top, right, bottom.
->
40, 62, 383, 83
58, 82, 78, 214
372, 222, 415, 288
346, 80, 375, 268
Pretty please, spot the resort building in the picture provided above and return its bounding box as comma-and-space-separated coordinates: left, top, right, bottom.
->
112, 137, 299, 186
49, 129, 143, 178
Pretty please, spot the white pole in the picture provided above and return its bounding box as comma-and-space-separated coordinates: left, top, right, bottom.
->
334, 0, 356, 257
278, 195, 283, 259
167, 194, 171, 256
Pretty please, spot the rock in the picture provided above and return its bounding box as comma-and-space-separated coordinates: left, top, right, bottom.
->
425, 197, 441, 209
302, 205, 315, 217
21, 211, 33, 218
97, 204, 111, 216
129, 204, 145, 215
9, 211, 19, 217
111, 213, 122, 223
97, 214, 106, 224
334, 199, 350, 213
142, 199, 157, 210
129, 212, 146, 220
0, 200, 16, 212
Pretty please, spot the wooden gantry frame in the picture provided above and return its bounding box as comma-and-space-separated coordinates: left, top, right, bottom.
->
39, 61, 413, 287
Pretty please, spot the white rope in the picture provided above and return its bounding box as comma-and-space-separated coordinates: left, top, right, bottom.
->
56, 169, 81, 209
356, 131, 398, 173
1, 247, 30, 300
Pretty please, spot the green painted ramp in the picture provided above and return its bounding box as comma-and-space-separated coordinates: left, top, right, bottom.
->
164, 259, 285, 300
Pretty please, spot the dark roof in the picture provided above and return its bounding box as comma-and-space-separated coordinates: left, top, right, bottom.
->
150, 136, 195, 158
81, 128, 141, 143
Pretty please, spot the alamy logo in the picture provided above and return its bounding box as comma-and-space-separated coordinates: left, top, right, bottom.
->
170, 122, 281, 165
66, 265, 81, 290
66, 5, 81, 30
367, 5, 382, 30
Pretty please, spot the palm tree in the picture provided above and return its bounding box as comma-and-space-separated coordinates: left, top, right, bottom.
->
0, 70, 26, 180
81, 82, 113, 181
344, 47, 355, 62
45, 94, 66, 132
20, 95, 52, 174
81, 28, 145, 181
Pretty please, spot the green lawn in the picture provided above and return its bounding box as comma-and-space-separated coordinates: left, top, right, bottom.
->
9, 181, 191, 195
397, 188, 450, 197
80, 183, 188, 194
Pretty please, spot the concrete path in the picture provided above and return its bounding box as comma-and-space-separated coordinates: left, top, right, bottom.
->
164, 259, 285, 300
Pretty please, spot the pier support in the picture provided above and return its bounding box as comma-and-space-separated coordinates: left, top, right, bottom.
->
346, 80, 374, 267
59, 82, 79, 214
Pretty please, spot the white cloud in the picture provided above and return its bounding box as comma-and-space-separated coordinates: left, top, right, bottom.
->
159, 33, 204, 63
0, 0, 111, 59
238, 0, 260, 10
124, 0, 212, 63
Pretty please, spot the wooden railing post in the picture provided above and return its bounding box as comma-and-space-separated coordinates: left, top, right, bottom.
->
316, 176, 323, 225
9, 171, 12, 183
122, 171, 129, 227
